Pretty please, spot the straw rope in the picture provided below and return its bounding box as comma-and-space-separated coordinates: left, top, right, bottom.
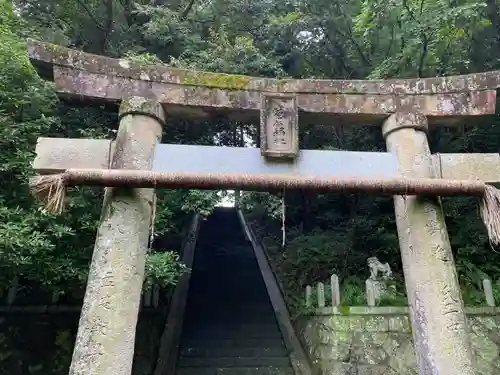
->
29, 168, 500, 245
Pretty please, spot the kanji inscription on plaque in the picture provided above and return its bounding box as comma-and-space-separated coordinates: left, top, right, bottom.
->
260, 93, 299, 160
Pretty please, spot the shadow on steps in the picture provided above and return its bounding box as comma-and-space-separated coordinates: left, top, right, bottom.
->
176, 208, 294, 375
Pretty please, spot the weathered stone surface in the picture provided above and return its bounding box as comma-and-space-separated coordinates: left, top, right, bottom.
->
49, 66, 497, 124
27, 40, 498, 124
68, 98, 164, 375
298, 309, 500, 375
315, 305, 500, 316
33, 138, 403, 179
260, 93, 299, 160
432, 153, 500, 183
364, 316, 389, 332
388, 316, 411, 333
27, 39, 500, 95
383, 112, 475, 375
32, 137, 112, 174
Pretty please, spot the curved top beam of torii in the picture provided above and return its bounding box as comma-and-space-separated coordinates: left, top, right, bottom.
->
27, 39, 500, 125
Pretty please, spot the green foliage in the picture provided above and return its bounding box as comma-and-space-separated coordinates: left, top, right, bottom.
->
240, 192, 283, 220
0, 1, 204, 294
180, 190, 221, 218
174, 30, 285, 77
340, 278, 367, 306
357, 0, 488, 77
52, 330, 73, 374
0, 1, 72, 292
144, 252, 189, 290
122, 51, 163, 65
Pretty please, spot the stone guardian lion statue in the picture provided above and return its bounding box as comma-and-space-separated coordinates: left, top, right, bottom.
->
367, 256, 392, 281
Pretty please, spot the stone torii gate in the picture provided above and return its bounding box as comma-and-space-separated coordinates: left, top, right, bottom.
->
27, 39, 500, 375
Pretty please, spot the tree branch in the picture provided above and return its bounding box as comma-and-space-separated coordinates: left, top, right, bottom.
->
418, 34, 429, 78
384, 23, 396, 59
74, 0, 105, 31
180, 0, 196, 20
326, 21, 371, 68
402, 0, 418, 23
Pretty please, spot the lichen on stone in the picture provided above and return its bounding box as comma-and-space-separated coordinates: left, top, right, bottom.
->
46, 42, 60, 52
118, 59, 131, 69
118, 96, 165, 120
40, 41, 69, 63
182, 71, 250, 90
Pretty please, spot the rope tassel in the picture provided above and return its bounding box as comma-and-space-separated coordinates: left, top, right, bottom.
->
29, 168, 500, 245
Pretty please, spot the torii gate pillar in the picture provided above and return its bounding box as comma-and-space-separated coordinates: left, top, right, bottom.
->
383, 112, 475, 375
69, 97, 164, 375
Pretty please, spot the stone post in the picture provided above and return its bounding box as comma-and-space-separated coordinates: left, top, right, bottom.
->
330, 274, 340, 306
482, 278, 495, 307
382, 112, 475, 375
69, 97, 164, 375
365, 279, 376, 307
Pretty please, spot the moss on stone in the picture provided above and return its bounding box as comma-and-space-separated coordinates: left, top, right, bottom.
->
45, 42, 69, 58
40, 42, 64, 62
46, 43, 59, 52
338, 305, 351, 315
182, 71, 250, 90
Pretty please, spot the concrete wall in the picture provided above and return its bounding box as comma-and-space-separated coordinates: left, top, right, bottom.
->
297, 306, 500, 375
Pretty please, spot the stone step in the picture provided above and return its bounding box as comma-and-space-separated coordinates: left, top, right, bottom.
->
183, 306, 275, 313
185, 288, 269, 293
184, 301, 273, 308
180, 346, 288, 358
182, 332, 283, 340
183, 310, 276, 316
188, 275, 264, 280
189, 280, 263, 284
180, 338, 287, 349
182, 318, 279, 326
177, 367, 294, 375
191, 269, 259, 272
182, 306, 276, 313
176, 365, 294, 375
181, 330, 284, 340
187, 289, 268, 293
183, 308, 276, 314
178, 357, 292, 368
176, 209, 292, 375
181, 322, 281, 331
185, 295, 271, 301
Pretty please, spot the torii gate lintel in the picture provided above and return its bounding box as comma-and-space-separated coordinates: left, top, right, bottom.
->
27, 39, 498, 126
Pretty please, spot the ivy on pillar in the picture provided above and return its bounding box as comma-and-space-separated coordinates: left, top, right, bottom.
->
69, 97, 165, 375
382, 112, 475, 375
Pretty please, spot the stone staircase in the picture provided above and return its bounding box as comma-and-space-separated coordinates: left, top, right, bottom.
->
176, 208, 294, 375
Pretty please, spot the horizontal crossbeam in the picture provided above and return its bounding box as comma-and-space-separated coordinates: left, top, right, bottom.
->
33, 137, 500, 183
433, 153, 500, 182
27, 40, 499, 125
27, 40, 500, 95
51, 67, 496, 124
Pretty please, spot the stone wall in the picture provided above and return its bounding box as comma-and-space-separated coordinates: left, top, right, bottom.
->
297, 306, 500, 375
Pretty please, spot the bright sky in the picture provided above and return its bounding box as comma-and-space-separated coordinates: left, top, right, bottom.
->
216, 191, 236, 207
214, 132, 255, 208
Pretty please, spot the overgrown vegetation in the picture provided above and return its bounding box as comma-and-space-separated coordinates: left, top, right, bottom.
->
2, 0, 500, 316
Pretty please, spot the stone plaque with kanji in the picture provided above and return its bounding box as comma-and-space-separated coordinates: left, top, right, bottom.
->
260, 93, 299, 160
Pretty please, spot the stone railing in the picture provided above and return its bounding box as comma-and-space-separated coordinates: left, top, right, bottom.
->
305, 273, 498, 308
300, 274, 500, 375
